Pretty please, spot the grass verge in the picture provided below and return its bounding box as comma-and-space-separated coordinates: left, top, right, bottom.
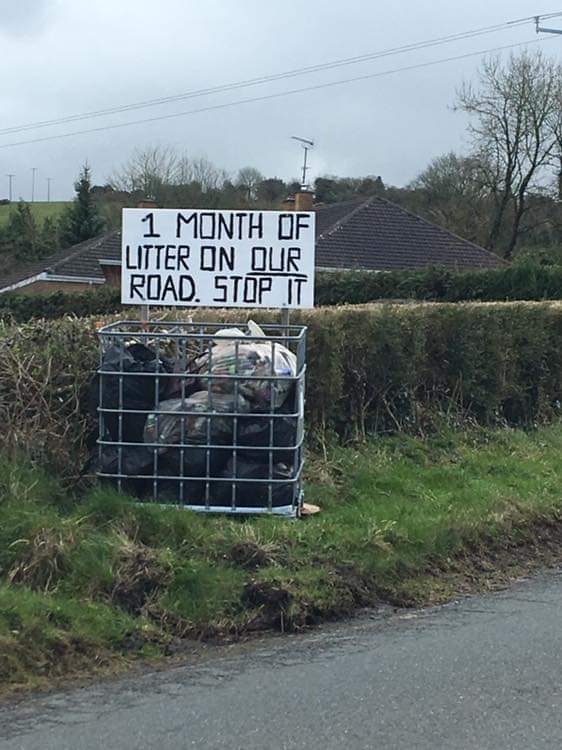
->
2, 425, 562, 693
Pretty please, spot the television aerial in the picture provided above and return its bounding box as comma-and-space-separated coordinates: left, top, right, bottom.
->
291, 136, 314, 189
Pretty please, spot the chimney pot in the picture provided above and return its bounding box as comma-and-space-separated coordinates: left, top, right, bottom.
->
281, 196, 296, 212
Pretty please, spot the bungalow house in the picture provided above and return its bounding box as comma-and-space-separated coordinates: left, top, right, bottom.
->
0, 196, 504, 295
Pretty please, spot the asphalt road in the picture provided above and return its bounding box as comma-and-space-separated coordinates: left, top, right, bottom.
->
2, 571, 562, 750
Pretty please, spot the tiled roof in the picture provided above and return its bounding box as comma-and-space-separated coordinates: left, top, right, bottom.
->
314, 199, 366, 236
0, 232, 120, 291
315, 197, 505, 271
54, 232, 121, 280
0, 198, 504, 292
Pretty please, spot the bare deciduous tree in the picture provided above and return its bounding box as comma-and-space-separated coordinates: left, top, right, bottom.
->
109, 145, 179, 198
236, 167, 263, 203
456, 51, 560, 258
176, 156, 229, 192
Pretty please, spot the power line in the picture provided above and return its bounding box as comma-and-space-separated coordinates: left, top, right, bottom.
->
0, 15, 551, 138
0, 36, 552, 151
510, 10, 562, 22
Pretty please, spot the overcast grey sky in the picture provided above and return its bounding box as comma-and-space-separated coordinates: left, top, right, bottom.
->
0, 0, 561, 200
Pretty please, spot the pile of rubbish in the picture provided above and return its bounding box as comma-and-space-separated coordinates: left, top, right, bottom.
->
93, 322, 302, 510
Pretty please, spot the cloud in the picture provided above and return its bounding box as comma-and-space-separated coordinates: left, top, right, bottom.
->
0, 0, 56, 36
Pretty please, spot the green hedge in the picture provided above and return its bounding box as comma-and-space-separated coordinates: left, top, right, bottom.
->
1, 302, 562, 479
316, 264, 562, 305
1, 264, 562, 322
0, 286, 122, 322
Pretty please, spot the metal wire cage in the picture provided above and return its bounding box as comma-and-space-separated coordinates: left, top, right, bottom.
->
96, 320, 306, 517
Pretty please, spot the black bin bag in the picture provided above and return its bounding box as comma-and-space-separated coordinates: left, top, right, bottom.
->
211, 458, 296, 509
235, 413, 299, 467
153, 445, 231, 506
96, 444, 154, 497
96, 342, 175, 444
235, 383, 300, 466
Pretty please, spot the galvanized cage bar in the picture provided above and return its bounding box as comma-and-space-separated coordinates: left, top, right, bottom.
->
96, 320, 306, 517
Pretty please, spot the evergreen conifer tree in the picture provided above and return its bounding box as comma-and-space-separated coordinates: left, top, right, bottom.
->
59, 163, 104, 247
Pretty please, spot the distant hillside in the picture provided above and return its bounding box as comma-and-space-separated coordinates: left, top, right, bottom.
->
0, 202, 71, 227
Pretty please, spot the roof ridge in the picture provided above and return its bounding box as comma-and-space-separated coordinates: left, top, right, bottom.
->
47, 230, 118, 274
372, 196, 507, 265
317, 198, 373, 240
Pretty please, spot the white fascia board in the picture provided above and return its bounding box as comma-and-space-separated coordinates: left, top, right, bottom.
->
0, 272, 49, 294
46, 275, 104, 284
0, 273, 104, 294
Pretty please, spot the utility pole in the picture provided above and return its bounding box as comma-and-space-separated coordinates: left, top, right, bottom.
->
46, 177, 53, 202
6, 174, 14, 202
291, 136, 314, 189
535, 16, 562, 34
31, 167, 37, 202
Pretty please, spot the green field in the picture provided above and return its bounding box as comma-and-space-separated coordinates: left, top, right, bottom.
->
0, 201, 71, 228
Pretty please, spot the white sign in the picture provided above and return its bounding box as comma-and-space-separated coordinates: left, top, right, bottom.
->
121, 208, 315, 308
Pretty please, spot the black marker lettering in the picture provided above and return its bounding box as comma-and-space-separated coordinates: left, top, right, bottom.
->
201, 246, 216, 271
141, 212, 160, 238
219, 246, 235, 271
287, 247, 301, 272
294, 278, 306, 304
235, 213, 247, 240
295, 213, 310, 240
179, 276, 196, 302
161, 275, 179, 302
244, 277, 258, 304
213, 276, 228, 303
154, 244, 165, 270
278, 214, 294, 240
146, 275, 161, 301
164, 245, 176, 270
176, 212, 197, 239
258, 277, 272, 304
177, 245, 190, 270
218, 213, 234, 239
249, 212, 263, 239
130, 275, 146, 300
251, 247, 266, 271
125, 245, 138, 269
268, 246, 285, 272
231, 276, 243, 303
200, 212, 216, 240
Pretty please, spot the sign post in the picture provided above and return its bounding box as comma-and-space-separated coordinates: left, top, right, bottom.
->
121, 208, 315, 310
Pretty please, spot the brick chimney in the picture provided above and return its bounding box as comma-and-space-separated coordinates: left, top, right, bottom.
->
282, 191, 314, 212
295, 190, 314, 212
137, 198, 157, 209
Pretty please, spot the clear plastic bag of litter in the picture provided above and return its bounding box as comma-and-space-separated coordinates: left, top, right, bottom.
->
144, 390, 250, 449
190, 339, 297, 410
